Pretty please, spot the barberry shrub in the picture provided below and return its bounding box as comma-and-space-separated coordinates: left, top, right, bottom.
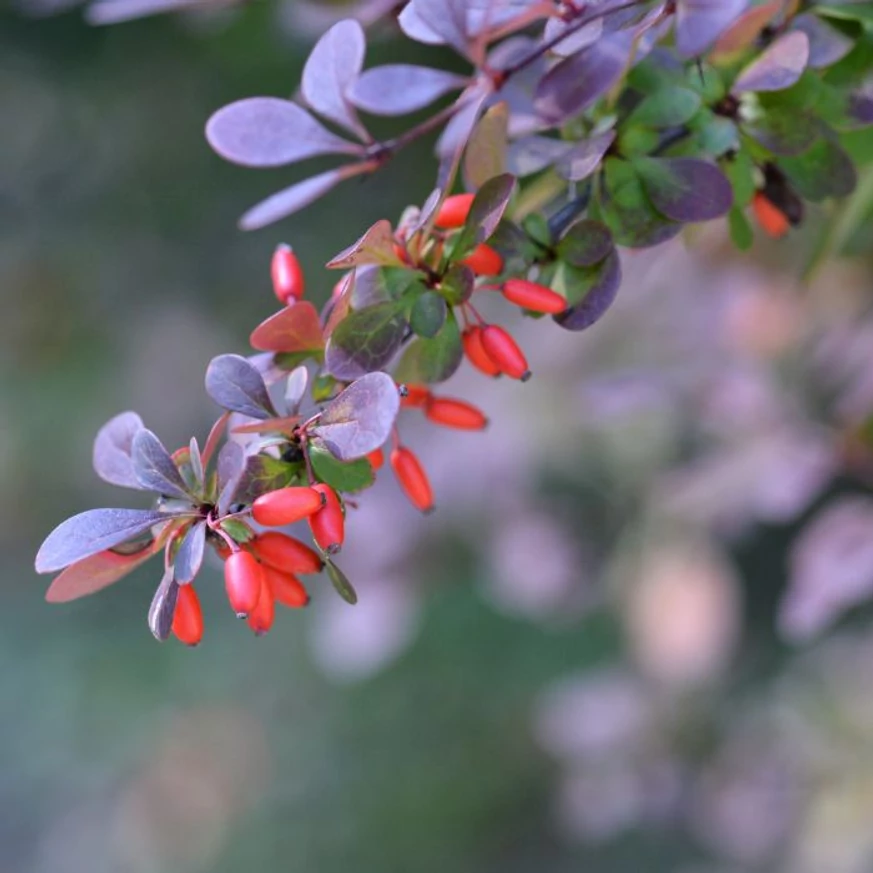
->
35, 0, 873, 644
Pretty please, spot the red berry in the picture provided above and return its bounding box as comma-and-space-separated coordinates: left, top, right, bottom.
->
263, 565, 309, 609
462, 326, 501, 378
309, 484, 345, 554
434, 193, 475, 229
752, 191, 790, 239
390, 446, 434, 513
246, 570, 276, 635
501, 278, 567, 314
250, 531, 323, 575
480, 324, 530, 381
252, 486, 324, 527
367, 447, 385, 471
224, 550, 264, 617
400, 384, 432, 408
172, 584, 204, 646
425, 397, 488, 431
271, 244, 305, 304
462, 243, 504, 277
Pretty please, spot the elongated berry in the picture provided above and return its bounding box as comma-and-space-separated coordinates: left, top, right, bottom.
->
251, 531, 322, 575
752, 192, 790, 239
462, 243, 504, 277
252, 486, 324, 527
367, 447, 385, 471
480, 324, 531, 381
263, 565, 309, 609
271, 244, 305, 304
309, 483, 345, 554
224, 550, 264, 617
390, 446, 434, 513
462, 326, 501, 378
172, 583, 204, 646
502, 279, 567, 314
246, 571, 276, 635
425, 397, 488, 431
400, 384, 431, 408
435, 193, 475, 229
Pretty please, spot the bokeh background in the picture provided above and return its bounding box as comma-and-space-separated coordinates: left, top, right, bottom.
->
4, 3, 873, 872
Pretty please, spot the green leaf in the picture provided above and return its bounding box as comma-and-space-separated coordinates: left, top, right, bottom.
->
690, 113, 740, 157
556, 219, 613, 267
438, 264, 475, 305
778, 136, 857, 200
627, 86, 702, 128
311, 374, 339, 403
309, 441, 374, 493
233, 454, 296, 505
324, 556, 358, 604
325, 302, 408, 381
222, 518, 255, 544
464, 102, 508, 190
394, 311, 462, 384
815, 2, 873, 25
616, 125, 660, 157
722, 148, 757, 207
687, 63, 726, 103
743, 108, 819, 156
378, 266, 426, 301
409, 291, 448, 338
522, 213, 553, 248
728, 206, 754, 250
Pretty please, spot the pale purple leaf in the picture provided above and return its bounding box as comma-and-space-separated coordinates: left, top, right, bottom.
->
675, 0, 747, 58
301, 19, 368, 139
239, 168, 345, 231
131, 429, 193, 500
506, 136, 573, 177
216, 440, 246, 516
348, 65, 468, 116
556, 131, 616, 181
188, 437, 204, 486
206, 98, 358, 168
85, 0, 212, 25
436, 86, 490, 162
733, 31, 809, 93
791, 14, 853, 69
312, 372, 400, 461
205, 353, 278, 420
399, 0, 469, 55
148, 570, 178, 642
284, 366, 309, 415
174, 520, 206, 585
92, 411, 146, 489
542, 15, 603, 56
36, 508, 175, 573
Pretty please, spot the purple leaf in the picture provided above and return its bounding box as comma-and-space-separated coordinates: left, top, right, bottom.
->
85, 0, 204, 25
239, 168, 346, 231
399, 0, 469, 55
556, 219, 614, 267
36, 508, 176, 574
553, 249, 621, 331
311, 372, 400, 461
188, 437, 204, 487
216, 441, 246, 516
348, 65, 468, 116
174, 520, 206, 585
148, 570, 178, 642
791, 14, 853, 69
324, 302, 408, 381
44, 533, 167, 603
131, 429, 193, 500
92, 411, 146, 490
326, 219, 404, 269
436, 86, 490, 163
744, 109, 818, 156
249, 302, 325, 354
534, 35, 630, 123
301, 19, 368, 140
206, 98, 359, 169
675, 0, 747, 58
634, 157, 733, 222
205, 354, 278, 420
455, 172, 517, 255
542, 14, 603, 56
506, 136, 573, 177
556, 131, 616, 182
284, 366, 309, 415
733, 31, 810, 93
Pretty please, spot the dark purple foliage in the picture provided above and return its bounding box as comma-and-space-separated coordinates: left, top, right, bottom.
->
205, 354, 278, 420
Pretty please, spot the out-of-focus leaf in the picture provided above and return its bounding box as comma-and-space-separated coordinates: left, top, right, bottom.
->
628, 86, 702, 128
131, 429, 193, 500
734, 31, 810, 93
188, 437, 204, 489
728, 205, 754, 249
634, 156, 733, 222
326, 220, 404, 269
239, 169, 347, 231
556, 131, 616, 182
675, 0, 747, 58
452, 173, 516, 258
301, 19, 368, 140
711, 0, 781, 58
507, 136, 573, 178
552, 250, 622, 331
205, 354, 278, 419
148, 570, 178, 642
173, 520, 206, 585
410, 291, 448, 339
557, 219, 614, 267
284, 366, 309, 415
36, 508, 180, 574
312, 372, 401, 461
92, 411, 146, 490
723, 149, 756, 207
779, 136, 857, 200
792, 13, 853, 68
348, 65, 468, 116
464, 102, 508, 190
439, 264, 475, 305
324, 303, 408, 381
206, 98, 359, 168
744, 108, 819, 155
399, 0, 469, 55
216, 441, 246, 516
542, 13, 603, 56
436, 86, 490, 163
44, 529, 168, 603
309, 441, 375, 493
394, 312, 463, 384
250, 302, 325, 355
324, 556, 358, 604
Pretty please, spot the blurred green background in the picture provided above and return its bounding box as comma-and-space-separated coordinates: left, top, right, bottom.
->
4, 5, 873, 873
